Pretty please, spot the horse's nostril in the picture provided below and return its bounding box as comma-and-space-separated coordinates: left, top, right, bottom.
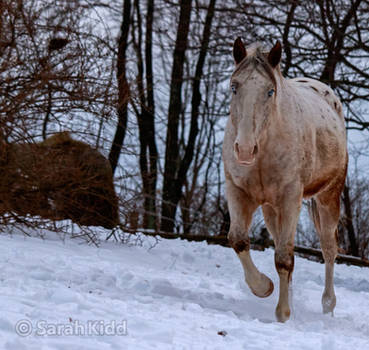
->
234, 142, 240, 155
252, 144, 258, 156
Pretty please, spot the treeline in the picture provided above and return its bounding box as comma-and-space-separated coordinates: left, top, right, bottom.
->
1, 0, 369, 258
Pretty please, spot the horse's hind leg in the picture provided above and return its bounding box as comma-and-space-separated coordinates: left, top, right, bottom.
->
312, 191, 341, 315
226, 179, 274, 298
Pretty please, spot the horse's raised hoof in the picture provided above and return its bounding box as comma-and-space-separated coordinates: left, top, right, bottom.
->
249, 273, 274, 298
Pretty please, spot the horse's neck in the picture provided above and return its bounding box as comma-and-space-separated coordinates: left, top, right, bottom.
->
275, 78, 301, 124
263, 79, 298, 145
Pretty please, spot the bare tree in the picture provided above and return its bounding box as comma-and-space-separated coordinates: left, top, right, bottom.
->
109, 0, 131, 173
0, 0, 117, 142
160, 0, 217, 233
0, 0, 123, 239
130, 0, 158, 229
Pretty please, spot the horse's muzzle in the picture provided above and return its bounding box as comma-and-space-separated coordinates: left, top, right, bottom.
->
234, 142, 258, 166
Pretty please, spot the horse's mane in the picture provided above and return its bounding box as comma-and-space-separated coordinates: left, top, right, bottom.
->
232, 42, 278, 89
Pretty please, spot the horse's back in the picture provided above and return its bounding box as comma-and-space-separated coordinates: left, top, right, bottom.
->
289, 77, 344, 121
287, 78, 347, 198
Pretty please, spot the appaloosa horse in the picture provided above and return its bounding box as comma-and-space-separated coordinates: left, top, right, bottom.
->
223, 38, 348, 322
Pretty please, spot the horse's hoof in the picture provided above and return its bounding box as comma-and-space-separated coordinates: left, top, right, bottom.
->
249, 273, 274, 298
276, 305, 291, 323
322, 293, 336, 315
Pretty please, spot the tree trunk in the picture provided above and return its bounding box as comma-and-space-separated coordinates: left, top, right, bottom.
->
160, 0, 216, 233
109, 0, 131, 174
144, 0, 158, 230
132, 0, 158, 230
319, 0, 363, 87
160, 0, 193, 233
282, 0, 297, 76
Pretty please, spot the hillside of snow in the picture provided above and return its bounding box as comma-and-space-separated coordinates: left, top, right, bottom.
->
0, 232, 368, 349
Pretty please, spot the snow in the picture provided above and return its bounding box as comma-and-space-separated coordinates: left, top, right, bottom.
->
0, 232, 368, 349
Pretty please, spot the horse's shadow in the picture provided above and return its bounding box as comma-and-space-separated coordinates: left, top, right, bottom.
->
149, 277, 277, 323
148, 276, 369, 337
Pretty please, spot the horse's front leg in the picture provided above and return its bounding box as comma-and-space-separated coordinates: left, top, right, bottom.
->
226, 179, 274, 298
262, 191, 302, 322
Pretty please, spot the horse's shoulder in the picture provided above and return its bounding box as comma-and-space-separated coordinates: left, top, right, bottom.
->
288, 78, 343, 117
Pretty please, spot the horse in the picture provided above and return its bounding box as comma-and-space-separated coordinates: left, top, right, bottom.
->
0, 132, 119, 229
223, 38, 348, 322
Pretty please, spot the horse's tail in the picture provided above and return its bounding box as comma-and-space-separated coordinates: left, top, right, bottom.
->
309, 198, 321, 233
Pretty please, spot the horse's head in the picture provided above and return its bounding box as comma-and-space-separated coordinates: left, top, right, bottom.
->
230, 38, 282, 166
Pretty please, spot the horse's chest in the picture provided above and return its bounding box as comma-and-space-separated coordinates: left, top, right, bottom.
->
228, 167, 265, 202
223, 124, 291, 202
227, 158, 289, 204
231, 169, 260, 189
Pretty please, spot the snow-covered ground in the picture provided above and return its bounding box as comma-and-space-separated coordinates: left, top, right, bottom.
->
0, 232, 368, 349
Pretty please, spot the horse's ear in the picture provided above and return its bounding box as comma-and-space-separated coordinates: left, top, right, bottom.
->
268, 40, 282, 68
233, 37, 247, 65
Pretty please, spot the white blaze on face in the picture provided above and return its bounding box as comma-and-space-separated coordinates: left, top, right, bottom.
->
230, 69, 273, 166
234, 116, 258, 165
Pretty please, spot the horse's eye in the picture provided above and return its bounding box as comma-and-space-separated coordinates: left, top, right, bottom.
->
231, 84, 237, 94
268, 88, 275, 97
